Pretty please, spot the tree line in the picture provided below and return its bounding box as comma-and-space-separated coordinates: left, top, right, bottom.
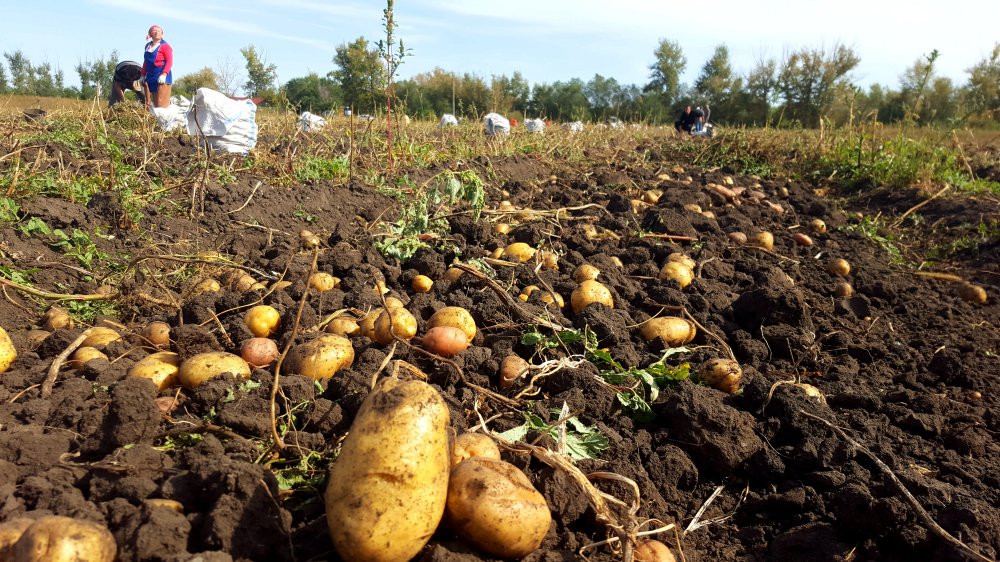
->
2, 39, 997, 128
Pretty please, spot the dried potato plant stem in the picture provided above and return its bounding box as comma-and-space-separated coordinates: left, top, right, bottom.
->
681, 308, 736, 362
41, 328, 96, 398
799, 410, 996, 562
269, 247, 319, 451
452, 263, 565, 332
0, 278, 118, 301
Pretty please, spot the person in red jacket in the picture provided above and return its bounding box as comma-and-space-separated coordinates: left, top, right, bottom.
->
141, 25, 173, 109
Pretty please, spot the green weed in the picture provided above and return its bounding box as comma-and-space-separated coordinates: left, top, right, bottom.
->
0, 197, 20, 222
294, 155, 349, 183
498, 407, 609, 461
841, 215, 903, 263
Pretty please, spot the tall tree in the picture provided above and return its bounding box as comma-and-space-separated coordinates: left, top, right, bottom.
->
776, 43, 860, 127
215, 56, 242, 97
331, 37, 385, 113
240, 45, 278, 98
898, 50, 940, 124
75, 51, 118, 100
0, 59, 8, 93
694, 45, 735, 109
965, 42, 1000, 122
284, 73, 340, 112
174, 67, 221, 98
585, 74, 623, 120
742, 56, 778, 125
491, 72, 530, 116
646, 39, 686, 108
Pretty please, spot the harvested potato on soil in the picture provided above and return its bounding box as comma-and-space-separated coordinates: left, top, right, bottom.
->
502, 242, 536, 262
325, 317, 360, 337
80, 326, 121, 348
427, 306, 477, 343
422, 326, 469, 357
667, 252, 696, 270
658, 261, 694, 288
635, 539, 676, 562
42, 307, 73, 331
451, 432, 501, 468
752, 231, 774, 251
698, 358, 743, 394
958, 283, 987, 304
241, 337, 279, 368
500, 354, 530, 388
571, 279, 613, 313
128, 351, 180, 390
0, 326, 16, 374
141, 321, 171, 348
67, 347, 108, 370
12, 515, 116, 562
178, 352, 251, 388
373, 306, 418, 344
245, 305, 281, 337
446, 457, 551, 559
573, 264, 600, 283
308, 272, 339, 292
286, 334, 355, 379
191, 278, 221, 296
826, 258, 851, 277
325, 376, 450, 562
411, 274, 433, 293
0, 517, 33, 557
639, 317, 696, 347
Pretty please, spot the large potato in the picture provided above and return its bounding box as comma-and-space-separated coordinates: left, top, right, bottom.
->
0, 518, 33, 559
450, 433, 501, 468
177, 352, 251, 388
245, 305, 281, 337
373, 307, 417, 345
446, 457, 551, 559
427, 306, 477, 343
0, 326, 18, 374
12, 515, 116, 562
571, 280, 614, 313
325, 376, 450, 562
286, 334, 354, 380
128, 351, 180, 390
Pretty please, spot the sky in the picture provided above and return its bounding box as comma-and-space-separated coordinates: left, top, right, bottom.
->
2, 0, 998, 95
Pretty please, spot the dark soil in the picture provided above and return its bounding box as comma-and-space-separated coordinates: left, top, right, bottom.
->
1, 128, 998, 562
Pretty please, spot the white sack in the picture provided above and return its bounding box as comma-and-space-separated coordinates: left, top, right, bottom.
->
187, 88, 258, 154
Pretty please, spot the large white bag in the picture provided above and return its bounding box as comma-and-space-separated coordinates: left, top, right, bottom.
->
524, 118, 545, 133
483, 112, 509, 136
298, 111, 326, 132
438, 113, 458, 127
187, 88, 258, 154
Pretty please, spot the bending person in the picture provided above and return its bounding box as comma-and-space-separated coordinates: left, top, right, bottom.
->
108, 61, 145, 107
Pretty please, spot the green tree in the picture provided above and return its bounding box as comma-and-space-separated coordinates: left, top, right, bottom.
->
898, 50, 940, 124
491, 72, 531, 116
646, 39, 686, 108
331, 37, 385, 113
776, 43, 860, 127
4, 51, 69, 97
284, 73, 340, 112
585, 74, 623, 120
964, 42, 1000, 122
0, 59, 8, 93
531, 79, 589, 121
75, 51, 118, 100
174, 67, 221, 98
694, 44, 735, 109
240, 45, 278, 98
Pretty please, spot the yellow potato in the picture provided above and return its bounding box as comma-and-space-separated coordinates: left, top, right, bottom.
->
325, 317, 360, 337
12, 515, 116, 562
141, 321, 171, 348
446, 457, 551, 559
191, 278, 221, 296
658, 261, 694, 289
128, 351, 180, 390
42, 307, 74, 331
573, 264, 600, 283
245, 305, 281, 337
178, 352, 251, 388
0, 326, 16, 374
80, 327, 121, 348
67, 347, 108, 370
666, 252, 696, 270
639, 317, 696, 347
411, 275, 434, 293
325, 376, 450, 562
286, 334, 355, 380
309, 272, 340, 292
0, 518, 33, 558
373, 307, 418, 344
427, 306, 477, 343
571, 280, 613, 313
451, 433, 501, 468
502, 242, 535, 263
358, 311, 379, 341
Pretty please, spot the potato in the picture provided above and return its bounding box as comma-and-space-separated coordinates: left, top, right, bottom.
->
826, 258, 851, 277
958, 283, 987, 305
451, 433, 501, 468
80, 327, 121, 348
373, 307, 418, 344
141, 321, 171, 348
427, 306, 477, 344
658, 261, 694, 289
128, 351, 180, 390
573, 264, 600, 283
358, 312, 379, 341
538, 251, 559, 270
422, 326, 469, 357
610, 256, 624, 269
0, 326, 16, 374
443, 267, 465, 283
446, 457, 551, 559
639, 317, 696, 347
178, 352, 251, 388
752, 231, 774, 250
325, 317, 360, 337
791, 232, 814, 247
494, 223, 511, 235
12, 515, 116, 562
67, 347, 108, 370
539, 291, 565, 309
834, 282, 854, 298
643, 189, 662, 204
411, 275, 433, 293
667, 252, 696, 270
809, 218, 828, 235
728, 232, 748, 245
571, 280, 613, 313
299, 228, 321, 248
241, 338, 279, 368
0, 517, 33, 558
309, 272, 340, 292
325, 376, 450, 562
286, 334, 355, 380
42, 307, 74, 331
635, 539, 677, 562
502, 242, 535, 263
698, 358, 742, 394
191, 278, 221, 297
245, 305, 281, 337
500, 354, 530, 388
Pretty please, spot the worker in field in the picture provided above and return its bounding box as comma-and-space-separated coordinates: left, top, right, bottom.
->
108, 61, 146, 107
142, 24, 174, 109
674, 105, 705, 133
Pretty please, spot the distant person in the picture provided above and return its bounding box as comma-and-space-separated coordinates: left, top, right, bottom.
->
692, 106, 706, 132
141, 25, 173, 109
108, 61, 145, 107
674, 105, 695, 133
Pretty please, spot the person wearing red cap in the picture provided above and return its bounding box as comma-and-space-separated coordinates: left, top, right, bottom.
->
141, 25, 173, 109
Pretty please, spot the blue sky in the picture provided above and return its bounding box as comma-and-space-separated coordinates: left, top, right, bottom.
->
3, 0, 998, 94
